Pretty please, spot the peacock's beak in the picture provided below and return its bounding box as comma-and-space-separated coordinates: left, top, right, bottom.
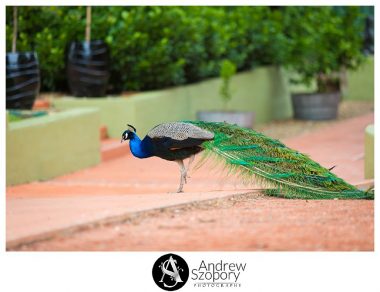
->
121, 138, 124, 143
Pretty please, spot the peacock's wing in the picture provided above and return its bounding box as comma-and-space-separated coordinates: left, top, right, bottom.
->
145, 122, 214, 161
147, 122, 214, 141
185, 121, 373, 200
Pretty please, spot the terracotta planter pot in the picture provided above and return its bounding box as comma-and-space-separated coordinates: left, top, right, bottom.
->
197, 111, 255, 128
6, 52, 40, 109
291, 92, 341, 120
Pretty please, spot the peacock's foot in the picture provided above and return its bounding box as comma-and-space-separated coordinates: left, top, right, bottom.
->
174, 185, 185, 193
167, 189, 183, 194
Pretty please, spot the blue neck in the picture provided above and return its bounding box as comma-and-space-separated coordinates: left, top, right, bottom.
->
129, 133, 153, 159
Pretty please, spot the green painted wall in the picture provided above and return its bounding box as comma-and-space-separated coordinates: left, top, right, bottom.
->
188, 66, 292, 123
287, 72, 317, 94
345, 56, 374, 101
364, 124, 374, 179
52, 97, 135, 138
6, 108, 101, 186
53, 66, 292, 137
131, 89, 191, 136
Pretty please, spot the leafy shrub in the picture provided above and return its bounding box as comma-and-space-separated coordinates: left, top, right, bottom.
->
219, 59, 237, 107
6, 6, 368, 93
282, 6, 366, 92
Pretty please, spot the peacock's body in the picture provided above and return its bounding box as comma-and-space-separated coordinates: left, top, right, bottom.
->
121, 121, 373, 199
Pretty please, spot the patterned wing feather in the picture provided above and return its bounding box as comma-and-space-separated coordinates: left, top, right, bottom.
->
147, 122, 214, 141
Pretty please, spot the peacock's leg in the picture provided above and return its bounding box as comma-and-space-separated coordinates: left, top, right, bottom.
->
176, 159, 187, 193
186, 154, 196, 178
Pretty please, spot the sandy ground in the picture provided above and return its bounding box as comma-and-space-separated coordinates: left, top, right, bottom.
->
13, 192, 373, 251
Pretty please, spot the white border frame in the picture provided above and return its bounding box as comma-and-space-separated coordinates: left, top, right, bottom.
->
1, 2, 378, 291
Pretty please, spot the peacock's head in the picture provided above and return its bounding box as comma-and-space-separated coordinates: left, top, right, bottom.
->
121, 124, 137, 143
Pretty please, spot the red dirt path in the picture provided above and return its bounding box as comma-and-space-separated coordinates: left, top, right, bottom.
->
14, 193, 373, 251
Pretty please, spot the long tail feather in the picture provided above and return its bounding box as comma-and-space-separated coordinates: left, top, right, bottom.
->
187, 121, 374, 200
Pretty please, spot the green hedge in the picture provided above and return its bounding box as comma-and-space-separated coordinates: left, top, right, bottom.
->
6, 6, 367, 92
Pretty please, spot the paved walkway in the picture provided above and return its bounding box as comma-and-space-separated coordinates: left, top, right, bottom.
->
6, 113, 374, 250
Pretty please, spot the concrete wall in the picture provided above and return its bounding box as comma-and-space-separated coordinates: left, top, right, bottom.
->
53, 66, 292, 137
6, 108, 101, 185
53, 97, 136, 139
345, 56, 374, 101
364, 124, 374, 179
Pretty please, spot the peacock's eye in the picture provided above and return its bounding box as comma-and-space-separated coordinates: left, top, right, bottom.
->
122, 130, 129, 140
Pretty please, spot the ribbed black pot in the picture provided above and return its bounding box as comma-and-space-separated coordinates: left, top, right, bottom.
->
67, 40, 110, 97
6, 52, 40, 110
291, 92, 341, 120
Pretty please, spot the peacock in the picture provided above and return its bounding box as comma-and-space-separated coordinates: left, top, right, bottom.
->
121, 121, 374, 199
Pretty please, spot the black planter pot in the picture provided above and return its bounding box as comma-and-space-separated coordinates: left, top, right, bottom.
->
291, 92, 341, 120
6, 52, 40, 110
67, 40, 110, 97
